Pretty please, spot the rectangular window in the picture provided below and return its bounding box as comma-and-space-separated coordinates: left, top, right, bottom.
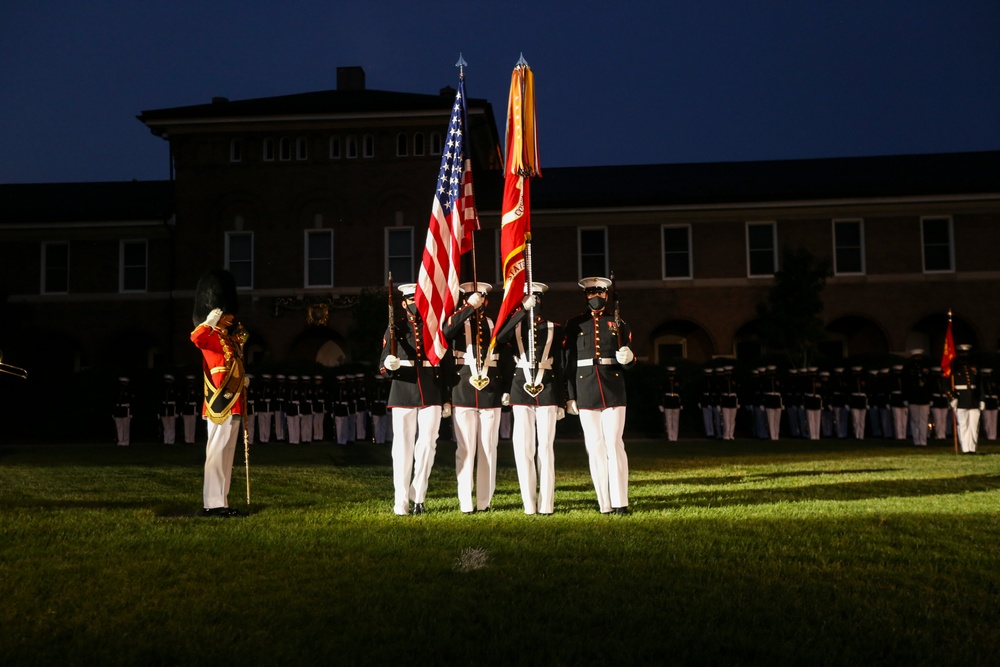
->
386, 227, 414, 283
42, 242, 69, 294
662, 225, 692, 279
305, 230, 334, 287
226, 232, 254, 289
579, 227, 608, 278
921, 216, 954, 272
120, 240, 147, 293
833, 219, 865, 275
746, 222, 777, 277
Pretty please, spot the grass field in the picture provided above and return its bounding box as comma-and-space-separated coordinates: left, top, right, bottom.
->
2, 434, 1000, 666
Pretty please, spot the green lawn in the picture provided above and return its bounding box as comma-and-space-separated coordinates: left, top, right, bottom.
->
2, 436, 999, 666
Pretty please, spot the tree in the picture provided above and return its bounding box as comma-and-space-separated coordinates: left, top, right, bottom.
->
755, 247, 831, 368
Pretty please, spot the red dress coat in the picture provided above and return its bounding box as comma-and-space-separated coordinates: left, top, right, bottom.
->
190, 324, 245, 423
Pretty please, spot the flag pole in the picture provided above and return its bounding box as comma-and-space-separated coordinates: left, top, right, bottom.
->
947, 310, 958, 454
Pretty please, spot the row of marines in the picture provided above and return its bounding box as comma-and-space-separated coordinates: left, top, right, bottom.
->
667, 347, 995, 453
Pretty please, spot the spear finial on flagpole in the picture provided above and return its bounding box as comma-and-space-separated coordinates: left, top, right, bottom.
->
516, 53, 529, 67
456, 53, 468, 75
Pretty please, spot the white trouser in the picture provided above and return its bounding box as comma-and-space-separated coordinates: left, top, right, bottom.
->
892, 407, 908, 439
182, 415, 197, 443
931, 407, 950, 439
851, 408, 866, 440
578, 406, 628, 513
721, 407, 737, 440
453, 406, 500, 513
161, 416, 176, 444
312, 412, 325, 441
701, 407, 715, 437
114, 417, 131, 446
664, 409, 680, 441
982, 409, 997, 440
373, 414, 391, 444
257, 412, 272, 443
956, 408, 980, 453
356, 411, 368, 440
806, 409, 821, 440
286, 415, 300, 444
766, 408, 782, 440
511, 405, 558, 514
204, 416, 240, 509
391, 406, 441, 515
908, 404, 929, 445
300, 414, 313, 442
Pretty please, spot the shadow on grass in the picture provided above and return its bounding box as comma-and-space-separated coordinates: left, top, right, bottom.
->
640, 473, 1000, 511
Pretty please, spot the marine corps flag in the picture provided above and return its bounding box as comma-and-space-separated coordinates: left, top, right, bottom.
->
941, 311, 956, 378
490, 56, 541, 348
414, 61, 480, 364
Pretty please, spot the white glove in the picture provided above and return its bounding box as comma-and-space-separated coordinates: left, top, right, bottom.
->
980, 402, 986, 411
244, 376, 250, 387
501, 392, 510, 407
384, 355, 401, 371
566, 399, 579, 416
556, 407, 565, 421
521, 294, 537, 310
203, 308, 223, 328
658, 405, 665, 413
442, 402, 452, 418
466, 292, 484, 310
616, 346, 634, 365
950, 399, 958, 410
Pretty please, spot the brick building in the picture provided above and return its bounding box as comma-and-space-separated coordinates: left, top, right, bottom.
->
2, 65, 999, 439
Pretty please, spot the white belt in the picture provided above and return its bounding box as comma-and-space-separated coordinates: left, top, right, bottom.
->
955, 384, 975, 390
455, 356, 498, 365
577, 358, 615, 367
398, 360, 433, 367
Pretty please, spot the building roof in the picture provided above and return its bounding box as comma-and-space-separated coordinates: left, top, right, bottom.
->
0, 180, 174, 225
516, 150, 1000, 211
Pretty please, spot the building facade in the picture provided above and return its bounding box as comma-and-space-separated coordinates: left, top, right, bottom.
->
2, 65, 999, 439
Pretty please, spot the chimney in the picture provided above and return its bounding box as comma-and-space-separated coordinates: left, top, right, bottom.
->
337, 67, 366, 91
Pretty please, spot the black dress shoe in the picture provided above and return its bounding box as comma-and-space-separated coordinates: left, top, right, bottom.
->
413, 503, 425, 515
613, 507, 631, 515
201, 507, 248, 518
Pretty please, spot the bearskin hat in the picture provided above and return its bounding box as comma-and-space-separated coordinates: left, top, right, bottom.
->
192, 269, 239, 326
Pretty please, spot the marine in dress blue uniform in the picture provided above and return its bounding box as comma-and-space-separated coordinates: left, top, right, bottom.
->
564, 277, 635, 515
380, 283, 446, 515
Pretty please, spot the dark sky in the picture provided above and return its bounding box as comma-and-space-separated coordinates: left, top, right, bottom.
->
2, 0, 998, 184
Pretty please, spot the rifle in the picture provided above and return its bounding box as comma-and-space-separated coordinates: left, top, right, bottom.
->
610, 270, 622, 347
387, 272, 397, 356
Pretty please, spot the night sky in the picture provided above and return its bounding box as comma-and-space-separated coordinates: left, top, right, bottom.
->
2, 0, 998, 184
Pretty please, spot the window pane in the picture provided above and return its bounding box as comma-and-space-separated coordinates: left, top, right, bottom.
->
387, 229, 413, 282
747, 224, 775, 276
922, 218, 952, 271
580, 229, 605, 254
306, 231, 332, 286
227, 233, 253, 288
663, 227, 690, 278
121, 241, 146, 292
836, 247, 862, 274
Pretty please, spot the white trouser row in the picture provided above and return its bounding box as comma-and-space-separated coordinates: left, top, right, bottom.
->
257, 412, 273, 443
908, 404, 930, 445
161, 415, 176, 444
511, 405, 558, 514
453, 406, 500, 513
391, 406, 441, 515
578, 406, 628, 513
663, 409, 680, 442
204, 415, 240, 509
806, 409, 821, 440
851, 408, 866, 440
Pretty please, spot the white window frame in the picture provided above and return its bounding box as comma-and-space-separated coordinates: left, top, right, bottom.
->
41, 241, 69, 294
305, 230, 334, 288
746, 221, 777, 278
578, 227, 609, 279
229, 139, 243, 163
920, 215, 955, 273
225, 231, 255, 290
832, 218, 866, 276
119, 239, 148, 293
386, 227, 415, 283
661, 224, 693, 280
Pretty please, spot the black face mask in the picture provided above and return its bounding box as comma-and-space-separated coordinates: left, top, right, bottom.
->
406, 303, 419, 315
588, 296, 607, 311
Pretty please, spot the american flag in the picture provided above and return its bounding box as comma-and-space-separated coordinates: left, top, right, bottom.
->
414, 74, 479, 365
